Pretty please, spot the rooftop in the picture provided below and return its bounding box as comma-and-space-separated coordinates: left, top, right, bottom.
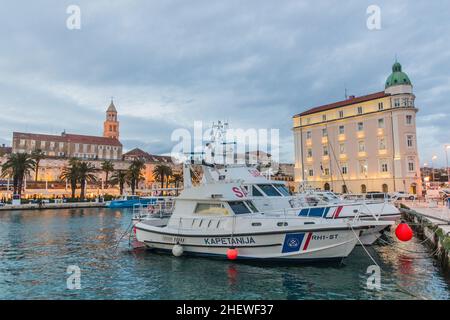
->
123, 148, 173, 164
13, 132, 122, 147
293, 91, 390, 118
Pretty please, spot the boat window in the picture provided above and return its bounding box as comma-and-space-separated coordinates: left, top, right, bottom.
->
273, 184, 290, 196
252, 186, 263, 197
257, 184, 282, 197
228, 201, 252, 215
245, 200, 258, 213
194, 203, 228, 215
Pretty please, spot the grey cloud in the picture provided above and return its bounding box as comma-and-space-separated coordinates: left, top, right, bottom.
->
0, 1, 449, 165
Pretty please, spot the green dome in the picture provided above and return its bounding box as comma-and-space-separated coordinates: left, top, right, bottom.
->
385, 61, 412, 88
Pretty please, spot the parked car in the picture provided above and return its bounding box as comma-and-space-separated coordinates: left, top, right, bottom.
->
391, 191, 416, 200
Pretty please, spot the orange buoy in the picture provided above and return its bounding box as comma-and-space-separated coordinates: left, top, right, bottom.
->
395, 222, 413, 242
226, 248, 238, 260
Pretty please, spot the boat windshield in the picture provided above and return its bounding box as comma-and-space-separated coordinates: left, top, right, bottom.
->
257, 184, 282, 197
194, 203, 229, 215
245, 200, 258, 213
273, 184, 290, 196
228, 201, 252, 215
252, 186, 263, 197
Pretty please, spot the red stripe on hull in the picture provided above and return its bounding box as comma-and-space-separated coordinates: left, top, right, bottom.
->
334, 206, 343, 218
303, 232, 313, 250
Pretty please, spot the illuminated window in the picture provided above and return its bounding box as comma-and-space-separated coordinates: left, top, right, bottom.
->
323, 146, 329, 156
307, 148, 312, 158
359, 160, 368, 174
358, 141, 365, 152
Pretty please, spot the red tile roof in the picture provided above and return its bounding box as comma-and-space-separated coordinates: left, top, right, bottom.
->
13, 132, 67, 142
64, 134, 122, 147
0, 146, 12, 155
123, 148, 173, 164
294, 91, 390, 118
12, 132, 122, 146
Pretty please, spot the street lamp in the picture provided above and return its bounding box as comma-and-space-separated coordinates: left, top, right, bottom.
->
445, 145, 450, 185
431, 155, 437, 183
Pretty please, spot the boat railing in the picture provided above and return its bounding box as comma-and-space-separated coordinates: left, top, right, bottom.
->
133, 200, 175, 220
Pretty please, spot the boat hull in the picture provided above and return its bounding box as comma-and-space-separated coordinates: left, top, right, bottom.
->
135, 224, 361, 262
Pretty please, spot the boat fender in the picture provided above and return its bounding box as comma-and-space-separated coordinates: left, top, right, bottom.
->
226, 248, 238, 260
395, 222, 413, 242
172, 244, 184, 257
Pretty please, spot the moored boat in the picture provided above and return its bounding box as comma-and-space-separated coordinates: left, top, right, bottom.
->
134, 178, 392, 262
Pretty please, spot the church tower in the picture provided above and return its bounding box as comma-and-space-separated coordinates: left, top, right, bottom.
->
103, 99, 119, 139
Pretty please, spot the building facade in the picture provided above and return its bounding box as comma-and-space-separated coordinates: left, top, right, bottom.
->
12, 101, 123, 160
293, 61, 421, 195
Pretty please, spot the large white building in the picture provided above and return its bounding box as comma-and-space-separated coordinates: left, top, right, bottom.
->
293, 61, 422, 195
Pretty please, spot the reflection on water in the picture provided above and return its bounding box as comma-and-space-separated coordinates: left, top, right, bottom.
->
0, 208, 449, 300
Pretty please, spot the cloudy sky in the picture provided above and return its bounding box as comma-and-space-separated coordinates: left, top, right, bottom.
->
0, 1, 449, 166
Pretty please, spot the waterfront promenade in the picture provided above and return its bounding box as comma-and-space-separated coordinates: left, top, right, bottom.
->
0, 201, 106, 211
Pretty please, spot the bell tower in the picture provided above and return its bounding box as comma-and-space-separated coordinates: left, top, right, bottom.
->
103, 99, 119, 139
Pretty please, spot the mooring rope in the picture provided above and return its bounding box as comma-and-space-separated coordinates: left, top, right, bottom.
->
349, 223, 428, 300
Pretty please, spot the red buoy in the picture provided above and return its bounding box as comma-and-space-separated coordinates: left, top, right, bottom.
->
226, 248, 238, 260
395, 222, 413, 242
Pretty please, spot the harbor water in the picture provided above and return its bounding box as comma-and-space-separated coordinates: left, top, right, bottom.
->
0, 208, 449, 300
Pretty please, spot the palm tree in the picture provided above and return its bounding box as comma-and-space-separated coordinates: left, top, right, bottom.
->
127, 158, 145, 195
152, 164, 172, 189
1, 153, 36, 196
110, 170, 127, 195
60, 158, 80, 199
31, 149, 45, 182
77, 162, 98, 200
170, 173, 183, 195
101, 160, 114, 188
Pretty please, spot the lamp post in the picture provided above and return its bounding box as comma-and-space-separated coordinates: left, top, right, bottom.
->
431, 155, 437, 183
445, 145, 450, 185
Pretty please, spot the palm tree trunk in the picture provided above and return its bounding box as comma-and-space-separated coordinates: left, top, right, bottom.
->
161, 175, 164, 189
80, 179, 86, 200
71, 183, 76, 199
119, 182, 124, 195
131, 179, 135, 195
105, 172, 109, 188
35, 161, 40, 181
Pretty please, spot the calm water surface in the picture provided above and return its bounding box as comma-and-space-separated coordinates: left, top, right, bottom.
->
0, 208, 449, 300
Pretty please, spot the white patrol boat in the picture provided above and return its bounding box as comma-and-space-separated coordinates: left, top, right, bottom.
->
204, 165, 400, 245
134, 168, 392, 262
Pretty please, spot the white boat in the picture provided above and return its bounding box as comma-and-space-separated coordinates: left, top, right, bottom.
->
135, 174, 392, 262
204, 165, 400, 245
